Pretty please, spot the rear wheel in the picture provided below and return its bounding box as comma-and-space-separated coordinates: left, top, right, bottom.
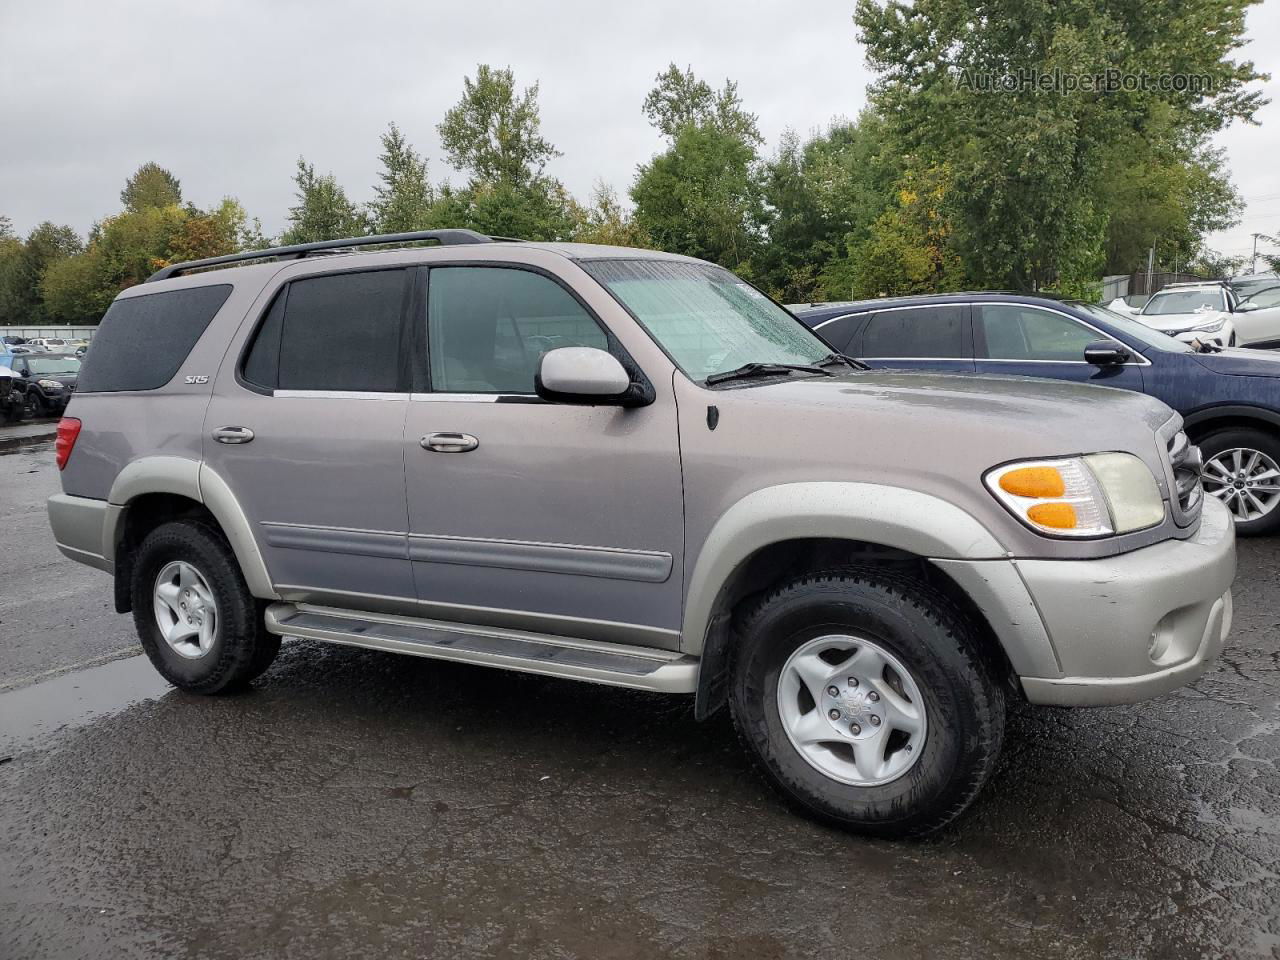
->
22, 390, 40, 419
131, 520, 280, 693
730, 566, 1005, 837
1200, 427, 1280, 536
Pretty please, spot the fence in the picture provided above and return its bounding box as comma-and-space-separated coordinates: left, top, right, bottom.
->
0, 325, 98, 341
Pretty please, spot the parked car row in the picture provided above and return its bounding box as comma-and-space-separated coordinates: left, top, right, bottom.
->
1107, 274, 1280, 348
47, 231, 1235, 837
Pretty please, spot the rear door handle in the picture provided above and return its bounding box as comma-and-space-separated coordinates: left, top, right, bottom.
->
421, 432, 478, 453
213, 426, 255, 444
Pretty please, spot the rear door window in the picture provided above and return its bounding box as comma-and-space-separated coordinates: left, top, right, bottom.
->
77, 285, 232, 392
860, 306, 966, 358
242, 269, 410, 392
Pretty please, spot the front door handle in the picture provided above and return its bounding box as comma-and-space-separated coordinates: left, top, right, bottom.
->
213, 426, 255, 444
421, 432, 479, 453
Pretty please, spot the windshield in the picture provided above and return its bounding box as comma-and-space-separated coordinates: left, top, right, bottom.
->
26, 356, 81, 375
582, 259, 830, 382
1141, 289, 1224, 315
1074, 304, 1193, 353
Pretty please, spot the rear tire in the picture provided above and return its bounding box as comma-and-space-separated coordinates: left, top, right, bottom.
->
1199, 427, 1280, 537
730, 566, 1005, 837
131, 520, 279, 693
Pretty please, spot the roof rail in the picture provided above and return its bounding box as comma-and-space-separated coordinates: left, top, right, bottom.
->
145, 229, 494, 283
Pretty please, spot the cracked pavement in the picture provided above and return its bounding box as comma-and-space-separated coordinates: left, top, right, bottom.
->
2, 437, 1278, 959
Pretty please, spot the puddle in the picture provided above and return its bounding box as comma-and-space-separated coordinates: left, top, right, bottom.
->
0, 654, 172, 755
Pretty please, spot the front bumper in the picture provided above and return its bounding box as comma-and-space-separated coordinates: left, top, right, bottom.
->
1016, 497, 1235, 706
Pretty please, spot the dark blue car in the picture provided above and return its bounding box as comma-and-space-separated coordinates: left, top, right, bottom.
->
793, 293, 1280, 536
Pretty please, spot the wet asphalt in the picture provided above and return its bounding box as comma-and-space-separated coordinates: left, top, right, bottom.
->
1, 434, 1278, 960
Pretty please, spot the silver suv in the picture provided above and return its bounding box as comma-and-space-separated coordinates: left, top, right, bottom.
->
48, 230, 1236, 835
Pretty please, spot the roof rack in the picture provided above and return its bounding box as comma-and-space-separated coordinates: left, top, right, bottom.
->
145, 229, 495, 283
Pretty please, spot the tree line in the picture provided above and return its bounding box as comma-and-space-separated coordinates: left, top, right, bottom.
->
0, 0, 1268, 325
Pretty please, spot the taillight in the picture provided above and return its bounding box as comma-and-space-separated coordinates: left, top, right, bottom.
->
55, 417, 81, 470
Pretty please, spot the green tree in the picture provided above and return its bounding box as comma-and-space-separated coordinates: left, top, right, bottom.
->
853, 0, 1268, 291
572, 182, 650, 248
642, 63, 762, 145
632, 66, 764, 271
120, 162, 183, 213
282, 158, 367, 243
437, 65, 560, 187
370, 123, 435, 233
0, 221, 83, 323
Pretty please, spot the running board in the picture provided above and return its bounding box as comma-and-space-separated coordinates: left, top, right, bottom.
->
264, 602, 699, 693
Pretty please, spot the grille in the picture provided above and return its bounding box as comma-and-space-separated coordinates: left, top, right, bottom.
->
1167, 430, 1203, 520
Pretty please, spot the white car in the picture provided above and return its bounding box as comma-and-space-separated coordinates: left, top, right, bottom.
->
1136, 284, 1237, 347
1229, 274, 1280, 348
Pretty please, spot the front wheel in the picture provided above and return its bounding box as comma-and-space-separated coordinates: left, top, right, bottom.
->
730, 566, 1005, 837
1200, 427, 1280, 536
131, 520, 280, 693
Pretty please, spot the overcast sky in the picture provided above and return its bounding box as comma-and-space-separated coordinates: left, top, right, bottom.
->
2, 0, 1276, 270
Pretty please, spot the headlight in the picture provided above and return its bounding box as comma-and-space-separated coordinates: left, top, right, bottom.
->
1190, 315, 1226, 333
37, 379, 62, 391
985, 454, 1164, 538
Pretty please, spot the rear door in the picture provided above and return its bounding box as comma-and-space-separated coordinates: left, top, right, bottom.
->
852, 304, 975, 373
204, 266, 415, 605
972, 302, 1145, 390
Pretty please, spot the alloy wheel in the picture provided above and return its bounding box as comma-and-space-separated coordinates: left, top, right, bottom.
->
153, 560, 219, 659
1202, 447, 1280, 523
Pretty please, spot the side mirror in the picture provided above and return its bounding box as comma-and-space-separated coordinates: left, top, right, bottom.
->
19, 368, 30, 377
1084, 339, 1131, 366
1235, 302, 1259, 313
535, 347, 648, 406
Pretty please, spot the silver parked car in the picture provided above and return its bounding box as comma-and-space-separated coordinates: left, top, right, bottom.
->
48, 231, 1236, 835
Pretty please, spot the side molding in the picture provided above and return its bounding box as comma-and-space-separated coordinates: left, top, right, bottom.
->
681, 482, 1007, 656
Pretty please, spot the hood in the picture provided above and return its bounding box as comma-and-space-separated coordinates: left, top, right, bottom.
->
1191, 347, 1280, 378
1135, 310, 1226, 333
726, 369, 1173, 435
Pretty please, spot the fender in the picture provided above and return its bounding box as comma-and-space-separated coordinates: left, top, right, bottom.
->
103, 456, 277, 600
1182, 404, 1280, 433
681, 482, 1007, 658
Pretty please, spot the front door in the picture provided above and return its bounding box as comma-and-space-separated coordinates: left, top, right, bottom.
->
204, 267, 415, 604
402, 264, 685, 650
972, 303, 1145, 391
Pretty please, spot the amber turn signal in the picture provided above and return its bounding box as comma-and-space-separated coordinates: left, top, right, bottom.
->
1026, 502, 1077, 529
998, 466, 1065, 499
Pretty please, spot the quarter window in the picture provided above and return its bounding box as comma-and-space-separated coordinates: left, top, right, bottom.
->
860, 306, 965, 358
242, 269, 409, 392
427, 267, 607, 394
976, 305, 1097, 361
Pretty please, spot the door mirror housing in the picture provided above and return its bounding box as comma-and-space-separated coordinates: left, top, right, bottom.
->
1083, 339, 1131, 366
535, 347, 648, 406
1235, 301, 1259, 313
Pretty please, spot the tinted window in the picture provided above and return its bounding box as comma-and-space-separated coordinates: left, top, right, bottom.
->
77, 285, 232, 392
861, 306, 965, 358
976, 305, 1097, 361
428, 267, 607, 393
244, 269, 408, 392
810, 313, 866, 353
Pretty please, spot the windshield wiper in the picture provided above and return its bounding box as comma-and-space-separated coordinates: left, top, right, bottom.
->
816, 352, 870, 371
705, 361, 835, 386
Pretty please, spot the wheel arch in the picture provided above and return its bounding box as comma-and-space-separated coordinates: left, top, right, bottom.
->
1182, 405, 1280, 442
683, 483, 1026, 719
105, 457, 277, 612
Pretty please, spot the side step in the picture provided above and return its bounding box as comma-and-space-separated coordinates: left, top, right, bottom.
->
264, 602, 699, 694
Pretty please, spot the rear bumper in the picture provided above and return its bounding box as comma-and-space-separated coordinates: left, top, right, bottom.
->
1016, 497, 1235, 706
48, 492, 112, 573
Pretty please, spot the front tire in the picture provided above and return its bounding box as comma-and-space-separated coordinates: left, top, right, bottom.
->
1199, 427, 1280, 536
730, 566, 1005, 837
131, 520, 280, 693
